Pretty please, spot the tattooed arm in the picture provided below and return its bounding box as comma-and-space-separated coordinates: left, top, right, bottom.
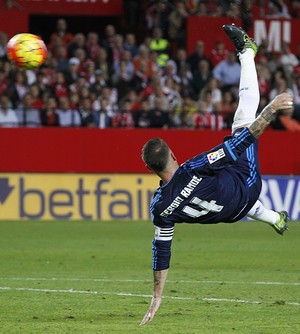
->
249, 93, 293, 139
140, 269, 169, 325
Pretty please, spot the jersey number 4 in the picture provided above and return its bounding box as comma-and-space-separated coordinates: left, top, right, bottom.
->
182, 197, 223, 218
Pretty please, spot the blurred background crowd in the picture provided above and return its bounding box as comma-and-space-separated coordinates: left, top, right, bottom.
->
1, 0, 300, 130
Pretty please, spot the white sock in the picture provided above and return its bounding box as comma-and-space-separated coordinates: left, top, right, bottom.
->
232, 49, 260, 133
247, 200, 280, 225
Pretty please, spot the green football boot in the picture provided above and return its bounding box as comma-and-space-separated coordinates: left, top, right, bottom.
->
272, 211, 289, 235
223, 24, 258, 55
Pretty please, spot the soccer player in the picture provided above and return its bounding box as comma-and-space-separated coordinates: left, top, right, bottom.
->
140, 24, 292, 325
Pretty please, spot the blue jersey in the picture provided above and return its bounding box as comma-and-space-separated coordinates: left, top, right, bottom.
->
150, 127, 262, 270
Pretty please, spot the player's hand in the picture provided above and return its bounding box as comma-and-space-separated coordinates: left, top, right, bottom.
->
140, 296, 162, 326
269, 93, 294, 113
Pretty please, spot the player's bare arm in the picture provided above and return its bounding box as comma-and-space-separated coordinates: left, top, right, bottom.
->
249, 93, 293, 139
140, 268, 169, 325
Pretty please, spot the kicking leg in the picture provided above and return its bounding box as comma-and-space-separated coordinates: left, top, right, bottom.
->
247, 200, 289, 235
223, 24, 259, 133
232, 49, 260, 132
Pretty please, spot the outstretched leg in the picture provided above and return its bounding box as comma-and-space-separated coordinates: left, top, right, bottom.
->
223, 24, 259, 132
247, 200, 289, 235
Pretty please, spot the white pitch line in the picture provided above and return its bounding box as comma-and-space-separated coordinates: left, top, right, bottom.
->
0, 277, 300, 286
1, 286, 299, 306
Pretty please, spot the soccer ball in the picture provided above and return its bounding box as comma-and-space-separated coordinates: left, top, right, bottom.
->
6, 33, 47, 69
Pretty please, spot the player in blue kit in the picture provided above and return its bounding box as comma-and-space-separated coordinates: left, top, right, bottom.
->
140, 24, 293, 325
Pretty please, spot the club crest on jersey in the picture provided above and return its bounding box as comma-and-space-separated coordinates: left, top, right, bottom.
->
207, 148, 225, 164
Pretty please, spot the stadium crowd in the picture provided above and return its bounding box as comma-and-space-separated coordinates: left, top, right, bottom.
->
0, 0, 300, 131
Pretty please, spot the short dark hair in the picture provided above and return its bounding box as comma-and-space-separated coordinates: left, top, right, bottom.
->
142, 138, 170, 173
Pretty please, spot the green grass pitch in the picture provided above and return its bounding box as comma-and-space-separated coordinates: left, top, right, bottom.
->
0, 219, 299, 334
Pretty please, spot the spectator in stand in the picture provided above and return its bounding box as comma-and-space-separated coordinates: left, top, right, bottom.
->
131, 60, 152, 94
123, 33, 139, 58
193, 97, 224, 130
196, 89, 214, 114
111, 34, 125, 64
213, 51, 241, 92
269, 76, 293, 101
40, 96, 59, 126
82, 59, 96, 85
278, 42, 299, 84
290, 0, 300, 18
78, 85, 91, 102
112, 50, 134, 95
34, 70, 51, 99
73, 47, 87, 73
161, 60, 180, 87
185, 0, 201, 15
209, 40, 229, 68
133, 45, 156, 78
162, 77, 182, 110
145, 0, 170, 31
52, 71, 69, 99
86, 31, 101, 62
54, 45, 69, 72
147, 76, 169, 110
187, 40, 211, 73
256, 38, 276, 71
266, 0, 290, 18
7, 70, 29, 108
101, 24, 116, 52
69, 92, 80, 110
95, 47, 112, 83
124, 89, 141, 113
92, 86, 118, 118
78, 97, 95, 127
149, 27, 170, 68
38, 54, 57, 87
210, 4, 224, 16
112, 99, 134, 128
68, 33, 87, 59
256, 61, 271, 100
0, 94, 18, 127
178, 63, 194, 98
55, 96, 81, 127
192, 59, 212, 97
172, 96, 196, 128
240, 0, 253, 32
64, 57, 80, 86
215, 90, 237, 129
192, 100, 210, 130
133, 98, 151, 128
15, 93, 41, 127
94, 97, 113, 128
173, 48, 189, 74
113, 50, 135, 81
167, 1, 188, 48
69, 74, 89, 96
226, 2, 240, 20
48, 18, 74, 55
149, 96, 170, 128
201, 77, 222, 106
89, 69, 107, 96
29, 84, 44, 110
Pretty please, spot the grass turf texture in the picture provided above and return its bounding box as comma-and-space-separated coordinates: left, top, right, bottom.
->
0, 220, 299, 334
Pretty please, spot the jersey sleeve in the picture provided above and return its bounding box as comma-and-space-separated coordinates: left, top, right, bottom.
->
186, 127, 256, 173
152, 224, 174, 271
